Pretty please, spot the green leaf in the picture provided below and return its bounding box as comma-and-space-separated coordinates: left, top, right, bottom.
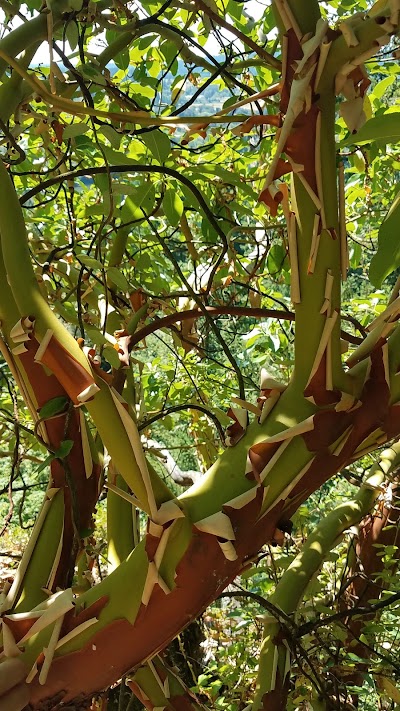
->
138, 35, 156, 51
55, 440, 74, 459
36, 454, 54, 475
80, 64, 107, 86
122, 182, 155, 221
171, 78, 186, 104
103, 345, 121, 369
212, 407, 233, 427
78, 255, 104, 270
373, 75, 395, 100
342, 112, 400, 145
369, 189, 400, 286
37, 437, 75, 473
85, 328, 108, 346
102, 146, 139, 166
79, 526, 94, 538
65, 20, 79, 51
163, 188, 183, 226
240, 566, 258, 579
142, 130, 171, 163
129, 83, 155, 101
112, 183, 140, 195
267, 244, 287, 275
347, 652, 365, 663
107, 266, 130, 291
162, 414, 174, 430
197, 674, 211, 688
114, 50, 129, 71
39, 396, 68, 420
98, 125, 121, 149
63, 122, 90, 139
85, 204, 107, 217
159, 40, 178, 67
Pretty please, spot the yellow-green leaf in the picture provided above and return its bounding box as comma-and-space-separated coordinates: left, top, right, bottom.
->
369, 188, 400, 286
163, 189, 183, 226
142, 130, 171, 163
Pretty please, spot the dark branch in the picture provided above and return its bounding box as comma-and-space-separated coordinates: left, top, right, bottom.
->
138, 403, 225, 443
296, 590, 400, 638
19, 164, 228, 251
128, 306, 363, 347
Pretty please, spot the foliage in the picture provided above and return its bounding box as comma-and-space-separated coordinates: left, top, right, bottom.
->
0, 0, 399, 710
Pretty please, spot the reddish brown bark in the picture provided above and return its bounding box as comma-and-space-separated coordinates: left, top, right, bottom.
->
127, 655, 207, 711
28, 490, 283, 708
14, 331, 400, 708
12, 339, 101, 594
339, 484, 400, 705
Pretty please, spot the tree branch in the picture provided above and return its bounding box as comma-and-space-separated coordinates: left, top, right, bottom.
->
139, 404, 225, 443
193, 0, 281, 70
297, 590, 400, 639
127, 306, 363, 347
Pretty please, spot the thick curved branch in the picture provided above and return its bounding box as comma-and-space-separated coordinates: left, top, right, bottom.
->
0, 47, 253, 126
219, 588, 296, 628
129, 306, 293, 346
127, 307, 363, 347
19, 164, 227, 249
0, 13, 48, 80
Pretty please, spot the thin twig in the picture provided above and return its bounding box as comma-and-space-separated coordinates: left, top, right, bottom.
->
139, 403, 225, 442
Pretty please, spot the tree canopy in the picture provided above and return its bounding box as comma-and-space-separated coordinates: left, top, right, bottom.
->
0, 0, 399, 709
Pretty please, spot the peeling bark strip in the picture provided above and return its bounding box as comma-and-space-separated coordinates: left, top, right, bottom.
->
23, 489, 281, 707
0, 332, 101, 609
225, 407, 248, 446
128, 654, 208, 711
338, 479, 400, 705
20, 330, 400, 707
288, 213, 301, 303
34, 330, 100, 405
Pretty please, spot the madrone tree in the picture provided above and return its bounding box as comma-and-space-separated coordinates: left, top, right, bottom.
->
0, 0, 399, 709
